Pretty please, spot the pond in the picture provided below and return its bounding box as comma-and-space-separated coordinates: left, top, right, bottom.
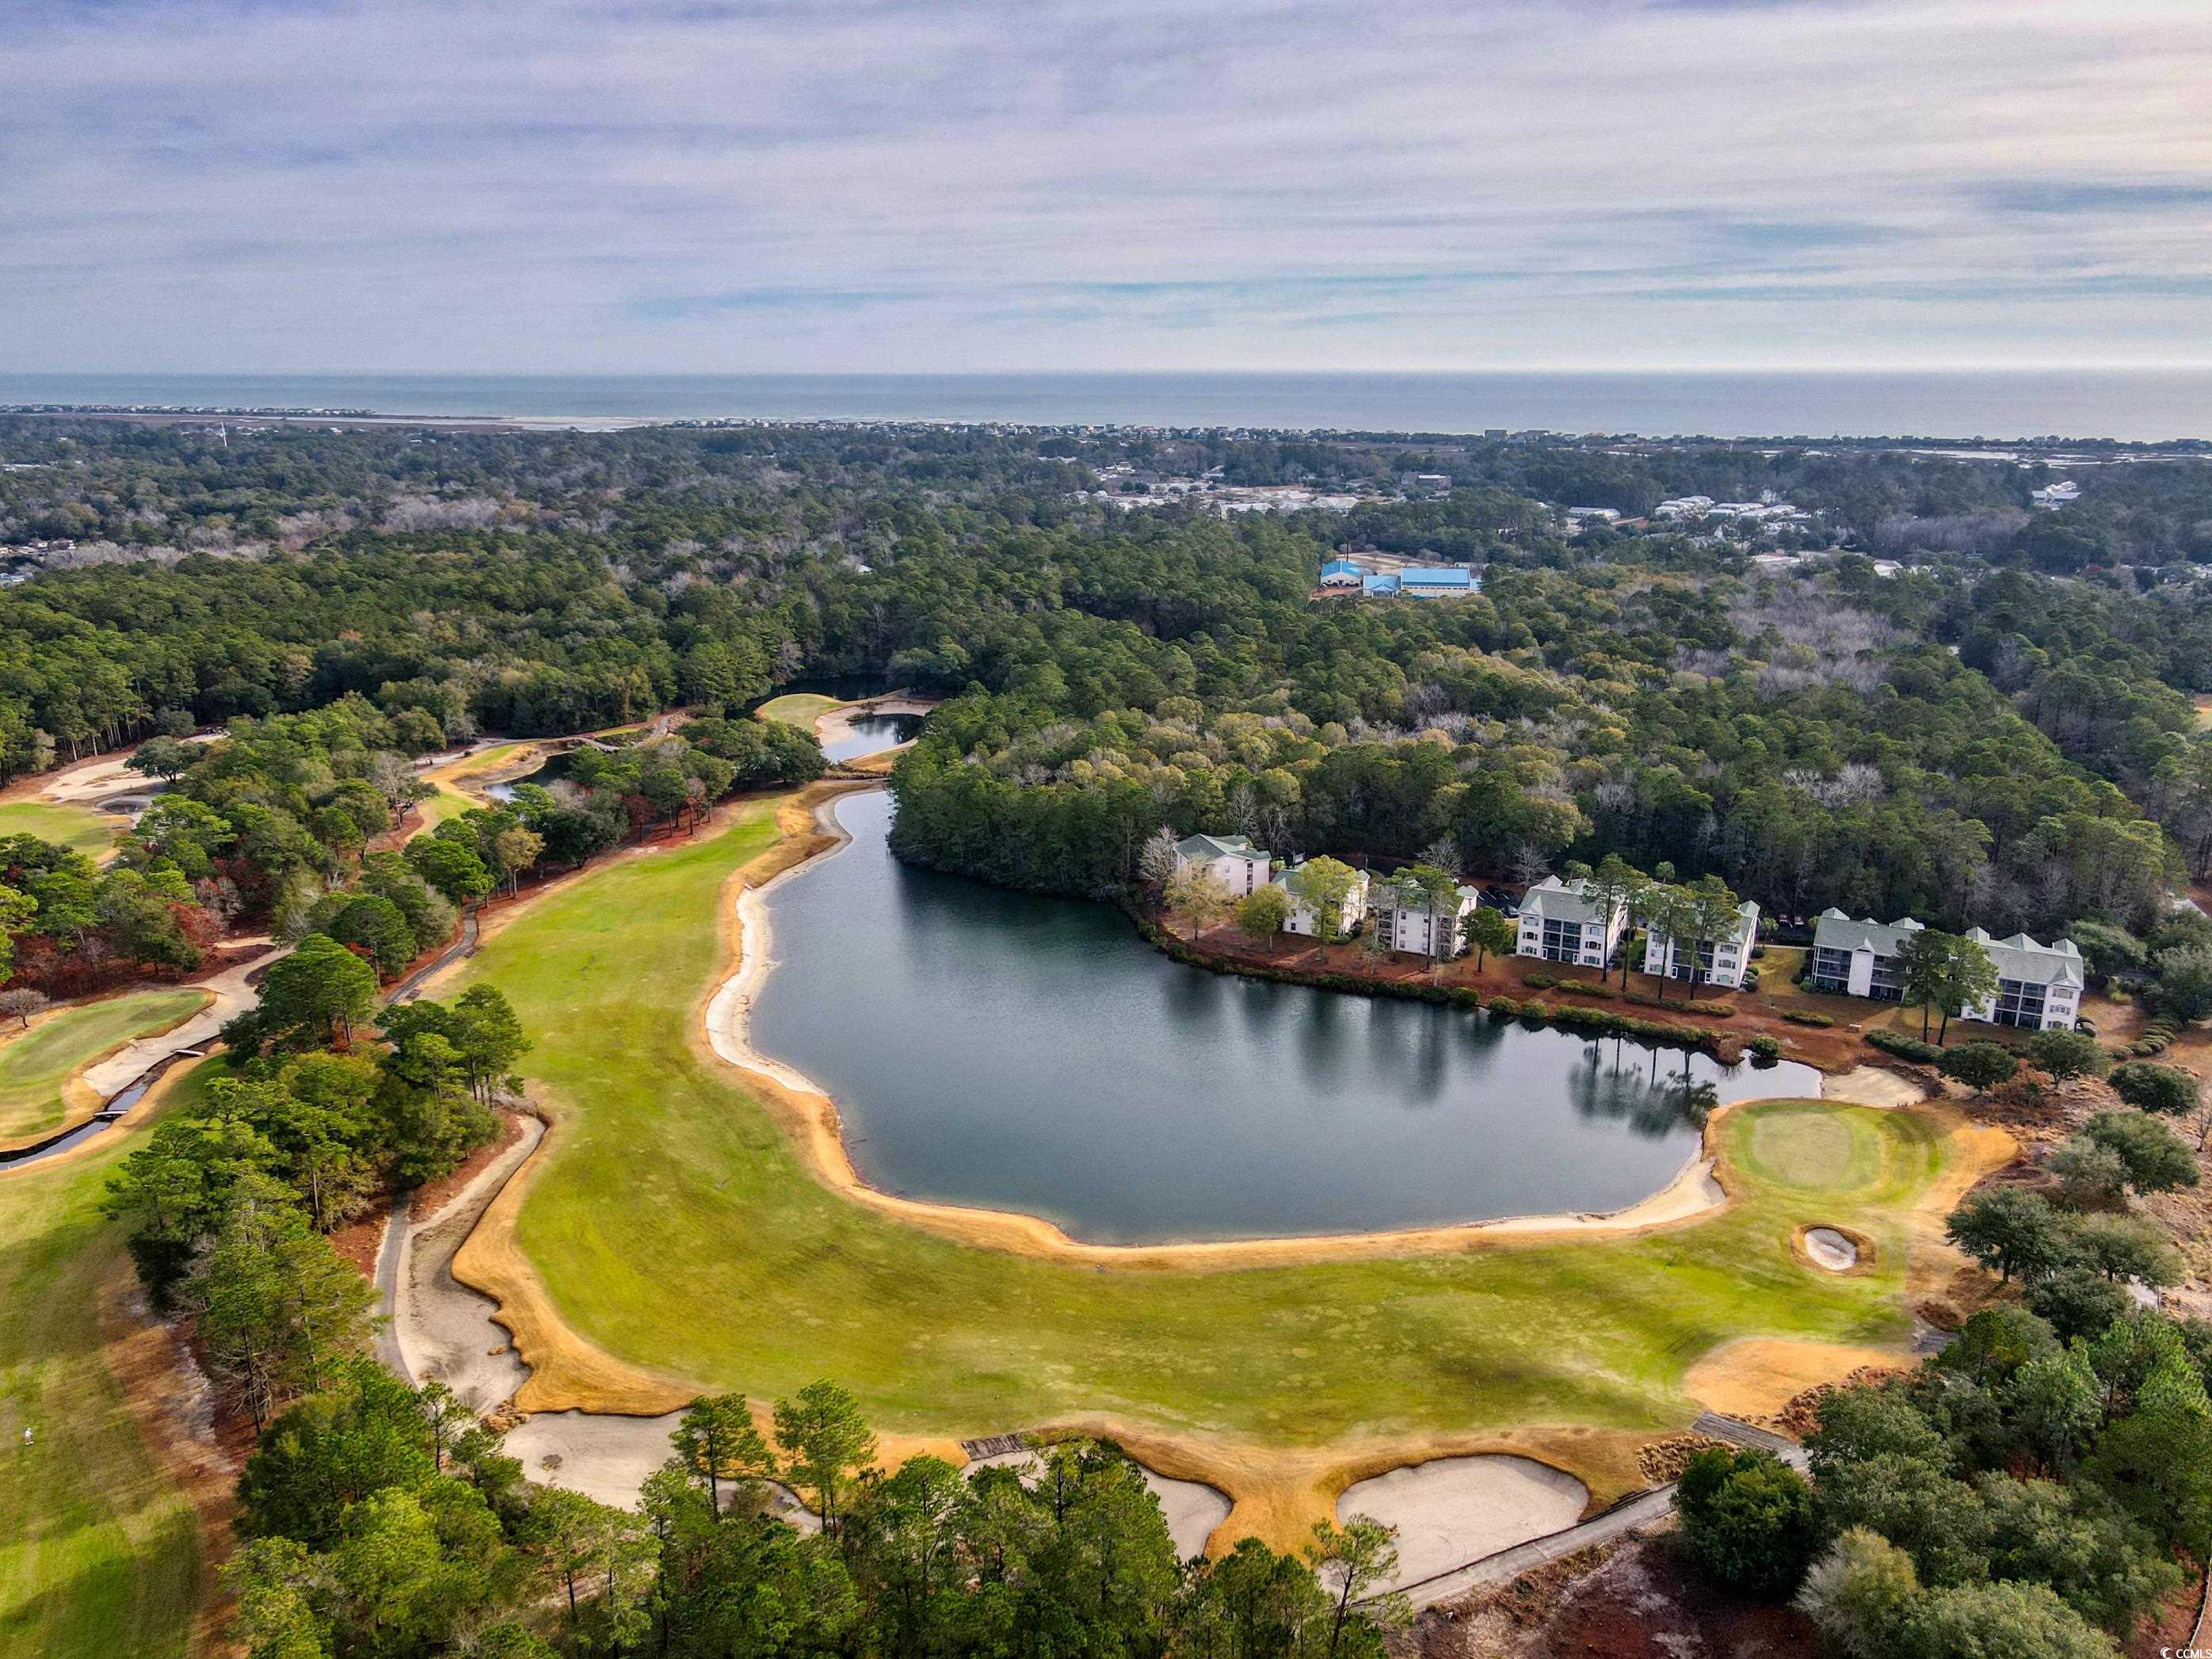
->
821, 711, 921, 764
746, 791, 1821, 1244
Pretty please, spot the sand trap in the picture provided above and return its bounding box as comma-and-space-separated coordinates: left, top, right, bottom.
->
1802, 1226, 1858, 1271
967, 1450, 1233, 1560
1823, 1065, 1927, 1108
1333, 1455, 1587, 1593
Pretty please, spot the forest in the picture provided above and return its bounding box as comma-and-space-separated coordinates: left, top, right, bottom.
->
6, 417, 2212, 948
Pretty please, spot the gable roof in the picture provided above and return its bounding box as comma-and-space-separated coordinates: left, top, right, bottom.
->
1519, 876, 1619, 927
1812, 907, 1925, 955
1174, 832, 1261, 862
1652, 898, 1760, 944
1398, 565, 1476, 589
1964, 927, 2085, 990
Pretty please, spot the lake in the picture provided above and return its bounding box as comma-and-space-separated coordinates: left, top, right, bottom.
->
746, 790, 1820, 1244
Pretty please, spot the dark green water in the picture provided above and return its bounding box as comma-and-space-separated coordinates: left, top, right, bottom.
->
748, 791, 1819, 1244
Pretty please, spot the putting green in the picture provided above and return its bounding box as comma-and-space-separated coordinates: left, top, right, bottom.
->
1745, 1107, 1865, 1191
754, 692, 843, 728
0, 801, 117, 861
0, 990, 209, 1146
446, 795, 1974, 1505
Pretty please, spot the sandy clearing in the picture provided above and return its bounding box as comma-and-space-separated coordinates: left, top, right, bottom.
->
0, 734, 221, 808
1683, 1337, 1906, 1420
1823, 1065, 1928, 1108
1333, 1455, 1588, 1594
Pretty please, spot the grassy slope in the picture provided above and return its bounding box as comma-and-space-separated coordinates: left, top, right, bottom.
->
411, 742, 528, 839
0, 1119, 202, 1658
0, 803, 115, 862
456, 799, 1949, 1449
0, 991, 208, 1145
754, 693, 842, 727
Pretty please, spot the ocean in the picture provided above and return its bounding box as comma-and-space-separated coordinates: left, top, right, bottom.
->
2, 370, 2208, 443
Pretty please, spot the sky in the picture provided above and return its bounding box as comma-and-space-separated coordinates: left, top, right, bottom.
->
5, 0, 2211, 375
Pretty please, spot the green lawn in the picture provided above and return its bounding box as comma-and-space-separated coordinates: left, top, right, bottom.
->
754, 693, 842, 728
455, 799, 1953, 1452
0, 803, 116, 862
0, 991, 208, 1146
0, 1103, 204, 1658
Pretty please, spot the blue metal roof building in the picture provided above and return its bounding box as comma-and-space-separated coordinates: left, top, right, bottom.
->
1362, 572, 1401, 596
1399, 566, 1479, 597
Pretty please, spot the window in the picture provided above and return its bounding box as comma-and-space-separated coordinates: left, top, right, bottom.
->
1810, 946, 1855, 993
1540, 917, 1581, 963
1866, 952, 1905, 1002
1991, 977, 2046, 1029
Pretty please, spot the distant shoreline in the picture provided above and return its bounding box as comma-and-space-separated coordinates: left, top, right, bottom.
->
4, 368, 2210, 444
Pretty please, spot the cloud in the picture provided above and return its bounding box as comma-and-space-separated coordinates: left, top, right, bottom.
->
0, 0, 2208, 371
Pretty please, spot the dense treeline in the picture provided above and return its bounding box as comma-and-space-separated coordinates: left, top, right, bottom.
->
226, 1376, 1409, 1659
6, 418, 2212, 940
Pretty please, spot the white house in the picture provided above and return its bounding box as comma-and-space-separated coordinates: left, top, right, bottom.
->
1961, 929, 2085, 1031
1653, 495, 1715, 520
1643, 899, 1761, 990
1515, 878, 1627, 968
2031, 481, 2080, 508
1272, 864, 1370, 938
1370, 877, 1480, 957
1172, 833, 1270, 898
1808, 909, 1924, 1000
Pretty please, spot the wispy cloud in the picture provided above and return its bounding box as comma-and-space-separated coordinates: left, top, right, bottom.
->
2, 0, 2208, 371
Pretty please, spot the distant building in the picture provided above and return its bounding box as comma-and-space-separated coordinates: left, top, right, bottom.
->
1398, 566, 1480, 599
1515, 878, 1627, 968
1318, 557, 1364, 588
2032, 481, 2081, 508
1173, 833, 1269, 897
1362, 572, 1402, 597
1809, 910, 1924, 1000
1961, 929, 2084, 1031
1565, 506, 1620, 524
1653, 495, 1715, 520
1644, 900, 1760, 990
1272, 864, 1370, 938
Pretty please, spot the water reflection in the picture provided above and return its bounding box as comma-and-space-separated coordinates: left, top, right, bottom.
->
748, 791, 1819, 1244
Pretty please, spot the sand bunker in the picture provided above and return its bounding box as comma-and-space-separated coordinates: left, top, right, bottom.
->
967, 1450, 1232, 1560
1333, 1455, 1588, 1593
1822, 1065, 1928, 1108
1802, 1226, 1858, 1271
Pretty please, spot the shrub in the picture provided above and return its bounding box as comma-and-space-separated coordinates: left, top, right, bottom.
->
1741, 966, 1760, 990
1558, 981, 1614, 999
1748, 1034, 1782, 1060
2108, 1061, 2198, 1116
2023, 1028, 2107, 1082
1520, 972, 1558, 990
1781, 1009, 1834, 1028
1673, 1447, 1819, 1594
1866, 1029, 1943, 1064
1485, 995, 1520, 1018
1939, 1042, 2018, 1090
